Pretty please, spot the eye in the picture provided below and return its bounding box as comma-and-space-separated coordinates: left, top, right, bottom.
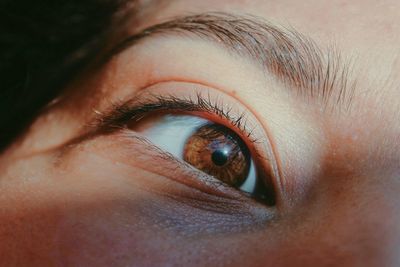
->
137, 114, 275, 205
183, 123, 251, 189
100, 88, 278, 206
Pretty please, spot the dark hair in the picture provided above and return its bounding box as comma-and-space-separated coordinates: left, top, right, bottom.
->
0, 0, 123, 150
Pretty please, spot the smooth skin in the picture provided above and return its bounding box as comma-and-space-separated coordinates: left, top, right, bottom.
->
1, 1, 399, 266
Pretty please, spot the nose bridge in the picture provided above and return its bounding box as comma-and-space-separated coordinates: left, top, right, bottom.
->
374, 169, 400, 266
308, 120, 400, 264
309, 170, 400, 267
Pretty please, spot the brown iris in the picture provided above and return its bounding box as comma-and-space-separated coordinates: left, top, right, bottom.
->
183, 124, 251, 186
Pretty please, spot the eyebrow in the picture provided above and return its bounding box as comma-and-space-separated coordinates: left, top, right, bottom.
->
109, 12, 357, 110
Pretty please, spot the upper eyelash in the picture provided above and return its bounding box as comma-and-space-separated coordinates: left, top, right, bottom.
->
97, 92, 260, 144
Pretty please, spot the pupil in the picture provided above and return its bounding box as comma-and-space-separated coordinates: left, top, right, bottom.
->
211, 149, 229, 166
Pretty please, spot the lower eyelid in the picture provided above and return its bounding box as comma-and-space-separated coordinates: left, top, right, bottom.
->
59, 133, 274, 236
93, 130, 250, 201
138, 114, 263, 196
111, 131, 274, 216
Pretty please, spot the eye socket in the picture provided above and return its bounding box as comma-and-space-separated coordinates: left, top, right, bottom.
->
136, 114, 276, 206
98, 85, 279, 206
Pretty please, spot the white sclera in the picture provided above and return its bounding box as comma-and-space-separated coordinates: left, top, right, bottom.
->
141, 114, 257, 195
239, 161, 256, 194
142, 115, 208, 158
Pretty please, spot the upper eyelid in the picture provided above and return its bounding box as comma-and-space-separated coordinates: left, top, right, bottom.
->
95, 93, 259, 144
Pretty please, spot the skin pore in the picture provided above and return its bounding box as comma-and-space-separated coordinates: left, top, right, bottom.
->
1, 0, 399, 266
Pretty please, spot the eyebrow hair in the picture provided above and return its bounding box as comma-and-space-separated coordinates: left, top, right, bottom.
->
110, 12, 357, 110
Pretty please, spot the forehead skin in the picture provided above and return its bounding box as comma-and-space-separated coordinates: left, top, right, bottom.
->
1, 1, 400, 267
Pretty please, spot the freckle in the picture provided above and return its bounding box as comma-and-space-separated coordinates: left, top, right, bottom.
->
231, 90, 237, 95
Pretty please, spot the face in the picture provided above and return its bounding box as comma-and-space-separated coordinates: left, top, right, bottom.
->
1, 1, 399, 266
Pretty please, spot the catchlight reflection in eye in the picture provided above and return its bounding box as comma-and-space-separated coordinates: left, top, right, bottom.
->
141, 115, 261, 196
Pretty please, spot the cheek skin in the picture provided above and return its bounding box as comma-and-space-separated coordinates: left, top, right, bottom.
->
1, 132, 398, 267
0, 135, 273, 266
